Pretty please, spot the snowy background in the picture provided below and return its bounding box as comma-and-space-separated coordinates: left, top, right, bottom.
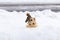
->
0, 0, 59, 4
0, 0, 60, 4
0, 9, 60, 40
0, 0, 60, 40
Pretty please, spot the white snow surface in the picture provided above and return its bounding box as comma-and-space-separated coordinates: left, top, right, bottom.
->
0, 9, 60, 40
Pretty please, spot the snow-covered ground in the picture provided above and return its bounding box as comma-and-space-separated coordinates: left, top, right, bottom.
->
0, 9, 60, 40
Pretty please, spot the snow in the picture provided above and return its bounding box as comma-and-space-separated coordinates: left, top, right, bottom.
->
0, 9, 60, 40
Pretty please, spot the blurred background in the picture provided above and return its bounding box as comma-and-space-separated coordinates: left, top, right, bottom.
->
0, 0, 59, 4
0, 0, 60, 12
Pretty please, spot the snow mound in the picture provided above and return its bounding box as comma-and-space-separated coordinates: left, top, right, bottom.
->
0, 9, 60, 40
